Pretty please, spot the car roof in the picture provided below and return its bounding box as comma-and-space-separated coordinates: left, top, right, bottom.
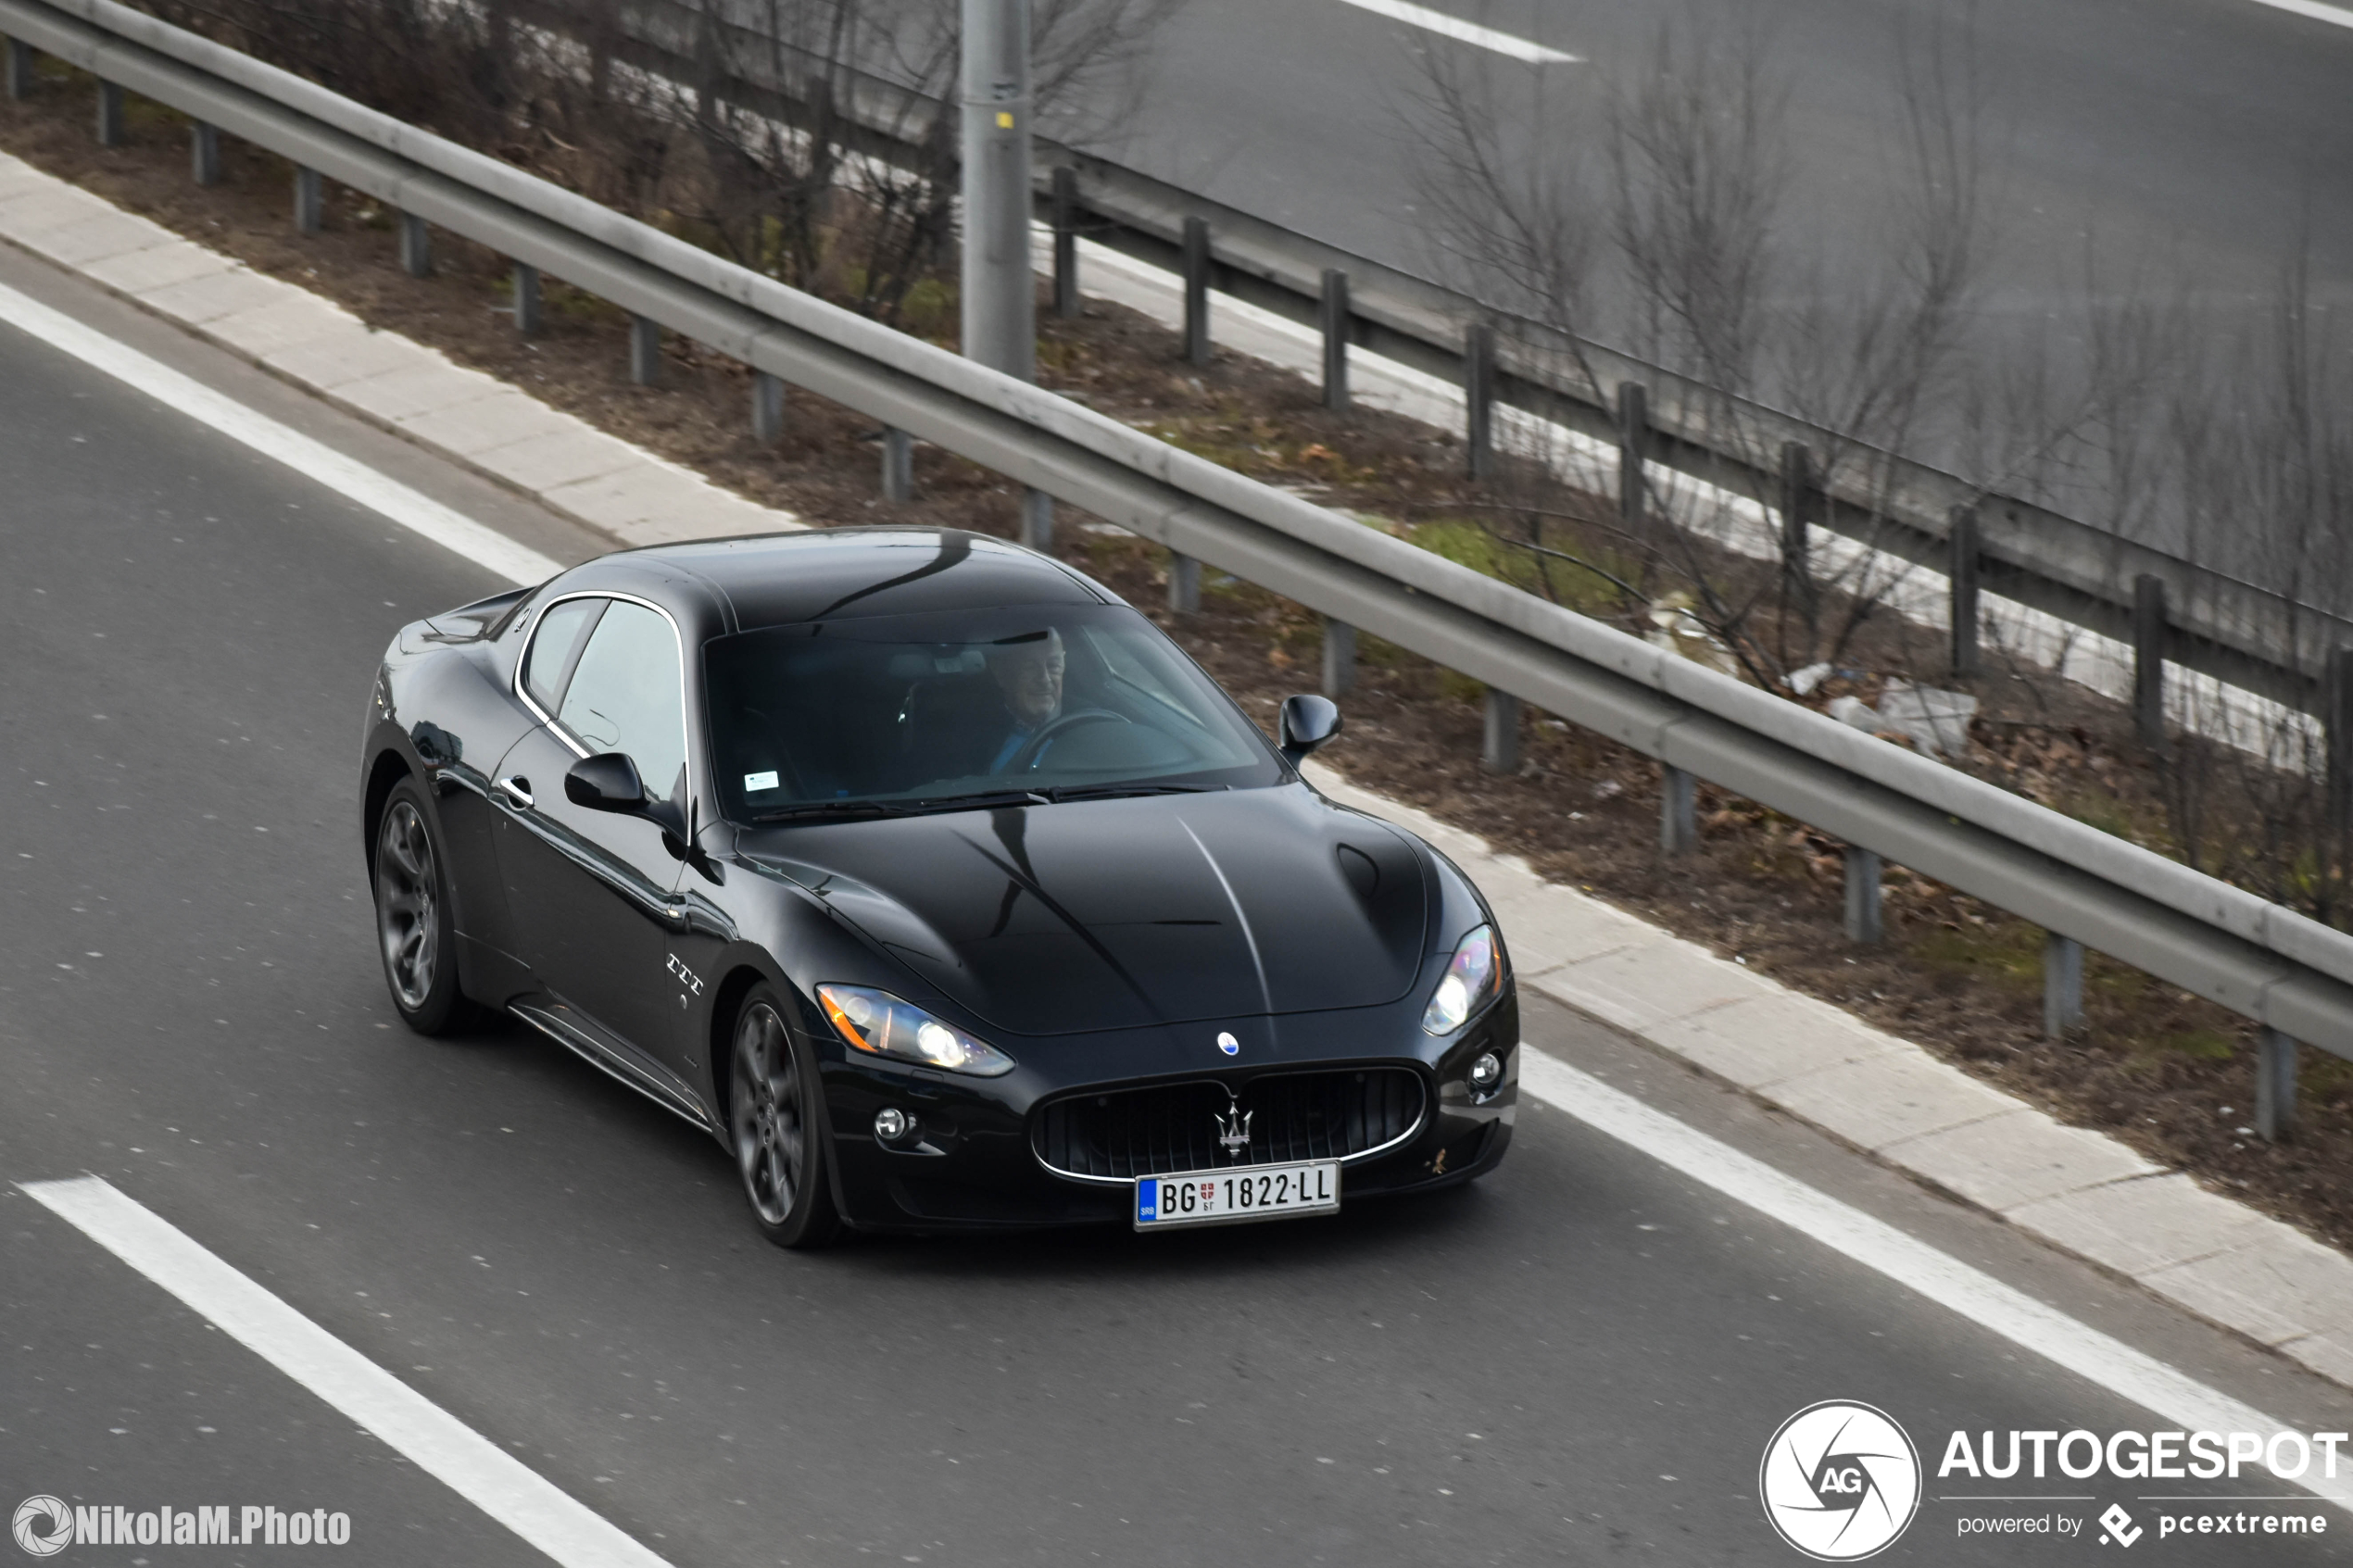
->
590, 528, 1111, 633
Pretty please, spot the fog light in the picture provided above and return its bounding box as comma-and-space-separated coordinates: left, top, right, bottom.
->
873, 1107, 912, 1142
1467, 1051, 1503, 1090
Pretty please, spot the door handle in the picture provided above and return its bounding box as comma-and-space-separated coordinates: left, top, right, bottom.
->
494, 774, 534, 809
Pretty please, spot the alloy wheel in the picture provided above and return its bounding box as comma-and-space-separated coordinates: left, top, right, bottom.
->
375, 799, 439, 1011
732, 1002, 804, 1226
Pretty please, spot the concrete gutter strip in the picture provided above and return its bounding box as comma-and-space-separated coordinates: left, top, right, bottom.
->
8, 149, 2353, 1395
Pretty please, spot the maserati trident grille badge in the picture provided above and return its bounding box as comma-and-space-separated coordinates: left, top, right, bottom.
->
1214, 1097, 1253, 1160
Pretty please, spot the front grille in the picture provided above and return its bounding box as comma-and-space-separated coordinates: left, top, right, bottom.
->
1032, 1068, 1427, 1182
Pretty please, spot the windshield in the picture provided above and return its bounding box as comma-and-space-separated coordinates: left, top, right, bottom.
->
704, 604, 1287, 821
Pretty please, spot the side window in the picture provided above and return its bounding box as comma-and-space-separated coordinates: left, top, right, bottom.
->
522, 597, 605, 713
560, 601, 688, 799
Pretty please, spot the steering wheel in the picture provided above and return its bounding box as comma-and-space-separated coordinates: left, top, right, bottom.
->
1010, 709, 1131, 771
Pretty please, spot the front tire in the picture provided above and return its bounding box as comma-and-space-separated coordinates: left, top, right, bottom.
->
371, 777, 482, 1035
730, 988, 844, 1248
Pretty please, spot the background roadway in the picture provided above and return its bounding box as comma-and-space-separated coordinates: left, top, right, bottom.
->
4, 245, 2352, 1563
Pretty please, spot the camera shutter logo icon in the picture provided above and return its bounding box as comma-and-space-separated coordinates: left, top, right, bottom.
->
1758, 1401, 1921, 1561
12, 1497, 72, 1558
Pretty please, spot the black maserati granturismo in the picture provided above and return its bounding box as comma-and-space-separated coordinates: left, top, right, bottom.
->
360, 529, 1516, 1244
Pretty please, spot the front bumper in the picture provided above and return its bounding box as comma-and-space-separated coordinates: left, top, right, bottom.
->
811, 986, 1518, 1232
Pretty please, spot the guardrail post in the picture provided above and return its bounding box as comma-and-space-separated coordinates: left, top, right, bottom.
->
1167, 552, 1201, 614
292, 166, 322, 233
2325, 647, 2353, 835
1051, 165, 1079, 320
1659, 764, 1696, 855
95, 79, 124, 146
5, 38, 33, 100
1843, 847, 1883, 944
628, 314, 661, 385
1482, 690, 1521, 774
1319, 269, 1350, 412
1617, 382, 1648, 543
1181, 216, 1211, 367
1464, 322, 1495, 480
750, 370, 784, 442
2043, 934, 2084, 1038
397, 211, 432, 277
2133, 574, 2167, 747
1949, 504, 1982, 676
1320, 617, 1355, 697
510, 261, 540, 336
879, 427, 913, 502
189, 120, 220, 185
1779, 441, 1814, 605
2256, 1027, 2298, 1143
1021, 489, 1053, 551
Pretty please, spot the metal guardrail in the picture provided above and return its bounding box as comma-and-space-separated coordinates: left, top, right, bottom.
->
7, 0, 2353, 1099
533, 0, 2353, 720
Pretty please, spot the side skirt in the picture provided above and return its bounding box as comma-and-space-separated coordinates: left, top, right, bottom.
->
510, 998, 715, 1133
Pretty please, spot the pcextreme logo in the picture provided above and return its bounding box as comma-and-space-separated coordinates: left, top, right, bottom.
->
1758, 1400, 1923, 1561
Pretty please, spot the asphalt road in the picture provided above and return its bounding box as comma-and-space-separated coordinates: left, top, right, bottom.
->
6, 248, 2353, 1565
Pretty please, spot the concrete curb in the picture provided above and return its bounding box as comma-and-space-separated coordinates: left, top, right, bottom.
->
10, 148, 2353, 1393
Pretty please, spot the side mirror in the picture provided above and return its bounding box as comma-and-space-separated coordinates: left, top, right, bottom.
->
565, 752, 647, 812
1278, 694, 1342, 764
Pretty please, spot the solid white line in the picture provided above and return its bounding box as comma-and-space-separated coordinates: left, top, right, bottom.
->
0, 280, 560, 589
1516, 1050, 2353, 1512
2248, 0, 2353, 30
1331, 0, 1579, 64
22, 1176, 673, 1568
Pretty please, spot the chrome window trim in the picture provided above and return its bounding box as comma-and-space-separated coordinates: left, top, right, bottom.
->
513, 591, 695, 788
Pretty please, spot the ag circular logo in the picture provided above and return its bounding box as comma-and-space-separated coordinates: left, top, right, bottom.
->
1758, 1400, 1920, 1561
13, 1496, 72, 1558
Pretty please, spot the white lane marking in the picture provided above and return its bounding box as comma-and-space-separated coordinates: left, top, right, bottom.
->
0, 280, 560, 588
1331, 0, 1579, 63
22, 1176, 673, 1568
2249, 0, 2353, 29
1516, 1050, 2353, 1513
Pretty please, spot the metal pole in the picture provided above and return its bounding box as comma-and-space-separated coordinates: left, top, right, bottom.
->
1482, 690, 1521, 774
190, 119, 220, 185
2256, 1027, 2298, 1143
1321, 618, 1355, 697
397, 211, 432, 277
1949, 504, 1981, 677
511, 261, 541, 336
1319, 269, 1350, 411
1465, 322, 1494, 480
1167, 552, 1201, 614
2043, 933, 2084, 1039
751, 371, 785, 442
629, 314, 661, 385
960, 0, 1034, 382
1020, 489, 1053, 551
2133, 574, 2167, 747
1659, 765, 1696, 855
1181, 216, 1211, 367
1843, 847, 1882, 944
5, 37, 34, 100
95, 79, 124, 146
880, 428, 914, 503
1617, 383, 1648, 545
292, 165, 322, 233
1051, 165, 1079, 320
2325, 647, 2353, 836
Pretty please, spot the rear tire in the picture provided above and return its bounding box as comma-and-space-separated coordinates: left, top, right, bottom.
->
371, 777, 484, 1035
729, 987, 844, 1248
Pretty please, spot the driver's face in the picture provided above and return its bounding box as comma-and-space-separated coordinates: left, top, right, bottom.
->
993, 640, 1065, 729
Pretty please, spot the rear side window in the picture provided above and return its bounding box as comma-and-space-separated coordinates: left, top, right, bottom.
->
560, 601, 688, 800
522, 597, 604, 713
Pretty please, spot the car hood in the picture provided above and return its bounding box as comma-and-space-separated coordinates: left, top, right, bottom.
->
739, 784, 1429, 1036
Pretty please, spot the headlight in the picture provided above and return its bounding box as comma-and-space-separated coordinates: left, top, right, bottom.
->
816, 985, 1015, 1076
1421, 924, 1501, 1035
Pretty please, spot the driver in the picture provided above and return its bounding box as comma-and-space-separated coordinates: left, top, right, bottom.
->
983, 629, 1065, 772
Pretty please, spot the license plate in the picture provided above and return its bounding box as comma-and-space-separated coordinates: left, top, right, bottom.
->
1134, 1160, 1340, 1229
